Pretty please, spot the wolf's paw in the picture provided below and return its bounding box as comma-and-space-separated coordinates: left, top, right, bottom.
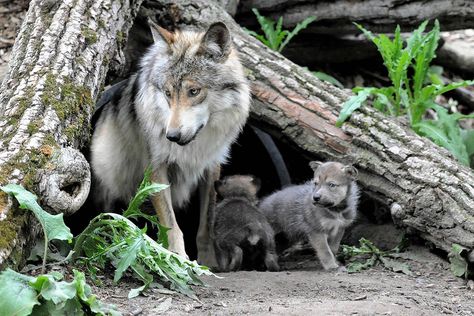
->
197, 251, 218, 268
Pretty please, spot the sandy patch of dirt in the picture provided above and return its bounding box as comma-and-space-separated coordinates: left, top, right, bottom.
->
92, 246, 474, 316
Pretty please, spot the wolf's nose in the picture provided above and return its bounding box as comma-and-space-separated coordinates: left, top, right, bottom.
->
313, 195, 320, 202
166, 130, 181, 142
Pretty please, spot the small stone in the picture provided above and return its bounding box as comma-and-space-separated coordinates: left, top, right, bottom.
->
467, 280, 474, 290
353, 295, 367, 301
130, 307, 142, 316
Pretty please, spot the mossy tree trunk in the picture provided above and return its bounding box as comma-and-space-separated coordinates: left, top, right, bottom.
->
0, 0, 143, 268
143, 0, 474, 257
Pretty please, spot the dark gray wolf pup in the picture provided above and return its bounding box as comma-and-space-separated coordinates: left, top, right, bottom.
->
90, 20, 250, 263
260, 161, 359, 270
213, 175, 279, 272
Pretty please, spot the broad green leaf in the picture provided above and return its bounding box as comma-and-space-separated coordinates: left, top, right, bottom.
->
336, 88, 374, 127
128, 284, 147, 299
30, 274, 77, 304
461, 129, 474, 166
1, 184, 73, 242
379, 257, 413, 276
0, 269, 38, 316
449, 244, 469, 278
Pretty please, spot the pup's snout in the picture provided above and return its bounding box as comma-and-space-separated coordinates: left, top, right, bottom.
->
166, 129, 181, 142
312, 194, 321, 203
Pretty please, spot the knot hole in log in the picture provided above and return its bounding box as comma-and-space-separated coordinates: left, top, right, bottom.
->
37, 147, 90, 215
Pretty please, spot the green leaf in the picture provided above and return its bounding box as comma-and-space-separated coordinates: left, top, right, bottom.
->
449, 244, 469, 278
30, 274, 77, 304
114, 233, 144, 283
1, 184, 73, 243
0, 269, 39, 316
312, 71, 344, 88
336, 88, 374, 127
123, 167, 169, 221
380, 257, 413, 276
278, 16, 316, 52
128, 284, 147, 299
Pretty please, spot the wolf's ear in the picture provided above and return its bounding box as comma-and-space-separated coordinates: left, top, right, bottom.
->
309, 161, 323, 171
343, 165, 358, 180
251, 176, 261, 192
148, 18, 174, 46
199, 22, 231, 62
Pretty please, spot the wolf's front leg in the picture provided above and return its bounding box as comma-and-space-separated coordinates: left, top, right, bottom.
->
196, 166, 220, 267
309, 232, 339, 270
151, 168, 188, 259
328, 227, 345, 255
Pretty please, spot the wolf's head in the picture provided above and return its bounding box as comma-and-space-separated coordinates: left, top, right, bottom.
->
140, 20, 248, 146
308, 161, 358, 209
215, 175, 261, 203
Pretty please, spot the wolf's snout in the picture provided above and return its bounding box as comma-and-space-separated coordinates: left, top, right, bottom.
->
312, 194, 321, 203
166, 129, 181, 142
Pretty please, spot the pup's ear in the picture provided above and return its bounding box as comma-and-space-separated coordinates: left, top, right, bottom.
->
309, 161, 323, 171
251, 176, 261, 192
343, 165, 358, 180
199, 22, 231, 62
148, 18, 174, 46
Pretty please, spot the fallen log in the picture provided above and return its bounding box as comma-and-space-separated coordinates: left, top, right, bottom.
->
141, 0, 474, 257
236, 0, 474, 36
0, 0, 143, 268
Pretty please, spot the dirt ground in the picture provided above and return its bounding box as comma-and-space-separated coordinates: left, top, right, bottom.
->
93, 246, 474, 316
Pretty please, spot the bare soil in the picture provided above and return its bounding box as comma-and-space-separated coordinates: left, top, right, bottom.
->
92, 246, 474, 316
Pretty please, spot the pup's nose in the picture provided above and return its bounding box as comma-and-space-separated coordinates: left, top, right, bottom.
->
166, 129, 181, 142
313, 195, 320, 203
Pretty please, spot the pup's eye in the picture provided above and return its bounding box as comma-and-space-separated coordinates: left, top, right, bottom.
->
164, 89, 171, 98
328, 182, 337, 188
312, 180, 319, 186
188, 88, 201, 97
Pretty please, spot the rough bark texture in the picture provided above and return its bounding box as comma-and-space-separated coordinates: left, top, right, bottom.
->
236, 0, 474, 35
0, 0, 143, 268
438, 29, 474, 76
144, 0, 474, 255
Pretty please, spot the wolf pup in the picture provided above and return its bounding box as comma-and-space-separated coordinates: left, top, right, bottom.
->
213, 175, 279, 272
90, 20, 250, 263
260, 161, 359, 270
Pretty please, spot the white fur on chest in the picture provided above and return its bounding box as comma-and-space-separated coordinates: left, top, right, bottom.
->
319, 213, 349, 237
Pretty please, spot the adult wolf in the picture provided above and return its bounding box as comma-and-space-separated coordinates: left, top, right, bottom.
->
90, 20, 250, 264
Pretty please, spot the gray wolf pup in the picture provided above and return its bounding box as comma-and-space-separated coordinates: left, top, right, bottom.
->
213, 175, 279, 272
90, 20, 250, 263
259, 161, 359, 270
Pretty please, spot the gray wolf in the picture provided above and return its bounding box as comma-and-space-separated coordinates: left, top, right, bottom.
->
259, 161, 359, 270
90, 20, 250, 263
213, 175, 279, 272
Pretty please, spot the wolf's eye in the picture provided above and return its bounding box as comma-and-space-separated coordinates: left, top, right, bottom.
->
164, 89, 171, 98
188, 88, 201, 97
328, 182, 337, 188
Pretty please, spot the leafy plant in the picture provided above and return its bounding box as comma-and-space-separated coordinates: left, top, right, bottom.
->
0, 268, 119, 316
336, 20, 474, 165
73, 169, 213, 299
449, 243, 471, 279
0, 184, 115, 315
340, 238, 412, 275
1, 184, 73, 273
245, 8, 316, 52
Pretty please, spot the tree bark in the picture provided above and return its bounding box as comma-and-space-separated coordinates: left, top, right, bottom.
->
0, 0, 143, 268
143, 0, 474, 256
236, 0, 474, 36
